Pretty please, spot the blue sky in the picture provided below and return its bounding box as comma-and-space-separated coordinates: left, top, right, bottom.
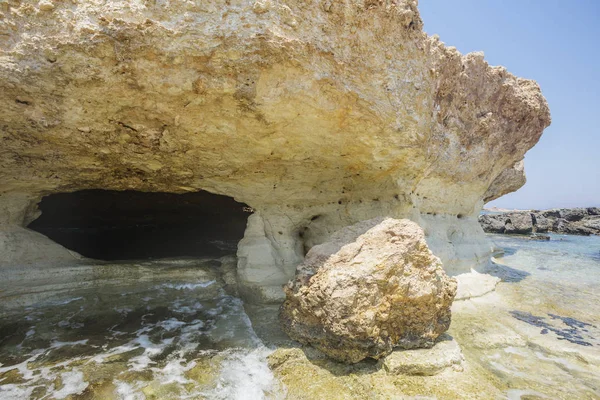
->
419, 1, 600, 209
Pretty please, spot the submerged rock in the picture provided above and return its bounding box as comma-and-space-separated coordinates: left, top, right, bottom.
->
280, 218, 457, 363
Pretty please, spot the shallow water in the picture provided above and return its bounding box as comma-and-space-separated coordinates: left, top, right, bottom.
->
1, 234, 599, 399
0, 275, 283, 399
490, 233, 600, 285
451, 233, 600, 398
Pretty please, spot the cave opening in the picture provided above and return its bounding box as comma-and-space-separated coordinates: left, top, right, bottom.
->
27, 190, 251, 261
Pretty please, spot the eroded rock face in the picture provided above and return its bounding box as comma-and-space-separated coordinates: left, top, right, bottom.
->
280, 218, 457, 363
0, 0, 550, 300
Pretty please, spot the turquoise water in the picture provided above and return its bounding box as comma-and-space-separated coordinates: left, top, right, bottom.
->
490, 233, 600, 286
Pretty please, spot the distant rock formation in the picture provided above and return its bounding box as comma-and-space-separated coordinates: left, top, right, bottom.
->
280, 218, 457, 363
479, 208, 600, 236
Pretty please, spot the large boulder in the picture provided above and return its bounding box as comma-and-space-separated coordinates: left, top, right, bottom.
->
280, 218, 457, 363
582, 216, 600, 231
541, 209, 562, 219
478, 214, 506, 233
560, 208, 587, 222
532, 213, 553, 232
504, 212, 533, 234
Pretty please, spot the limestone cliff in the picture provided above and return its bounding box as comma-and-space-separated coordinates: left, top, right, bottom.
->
0, 0, 550, 301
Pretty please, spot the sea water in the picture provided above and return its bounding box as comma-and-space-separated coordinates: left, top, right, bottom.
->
0, 276, 283, 399
452, 233, 600, 398
1, 234, 599, 399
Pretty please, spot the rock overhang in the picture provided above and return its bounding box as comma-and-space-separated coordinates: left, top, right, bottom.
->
0, 0, 551, 300
0, 0, 549, 209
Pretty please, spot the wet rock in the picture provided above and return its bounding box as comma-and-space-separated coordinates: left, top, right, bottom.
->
380, 335, 464, 376
454, 270, 500, 300
280, 218, 457, 363
469, 325, 527, 349
0, 368, 26, 385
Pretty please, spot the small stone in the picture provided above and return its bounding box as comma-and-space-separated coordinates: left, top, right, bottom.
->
252, 0, 271, 14
381, 335, 464, 376
38, 1, 55, 11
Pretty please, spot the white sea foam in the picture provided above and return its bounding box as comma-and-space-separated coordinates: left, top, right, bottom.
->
50, 339, 89, 348
115, 380, 145, 400
158, 318, 187, 331
206, 347, 283, 400
52, 370, 88, 399
156, 359, 196, 385
172, 300, 204, 314
0, 384, 37, 400
128, 335, 175, 371
157, 281, 216, 290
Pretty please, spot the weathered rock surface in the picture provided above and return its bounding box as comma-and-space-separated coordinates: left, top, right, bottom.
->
503, 212, 534, 234
280, 218, 457, 363
454, 270, 500, 300
0, 0, 550, 300
479, 208, 600, 236
380, 334, 464, 376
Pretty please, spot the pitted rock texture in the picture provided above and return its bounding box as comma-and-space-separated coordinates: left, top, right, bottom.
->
280, 218, 457, 363
0, 0, 550, 299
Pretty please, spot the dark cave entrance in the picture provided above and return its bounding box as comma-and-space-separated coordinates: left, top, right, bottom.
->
27, 190, 251, 261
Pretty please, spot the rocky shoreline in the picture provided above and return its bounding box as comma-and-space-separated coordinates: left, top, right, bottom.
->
479, 208, 600, 236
